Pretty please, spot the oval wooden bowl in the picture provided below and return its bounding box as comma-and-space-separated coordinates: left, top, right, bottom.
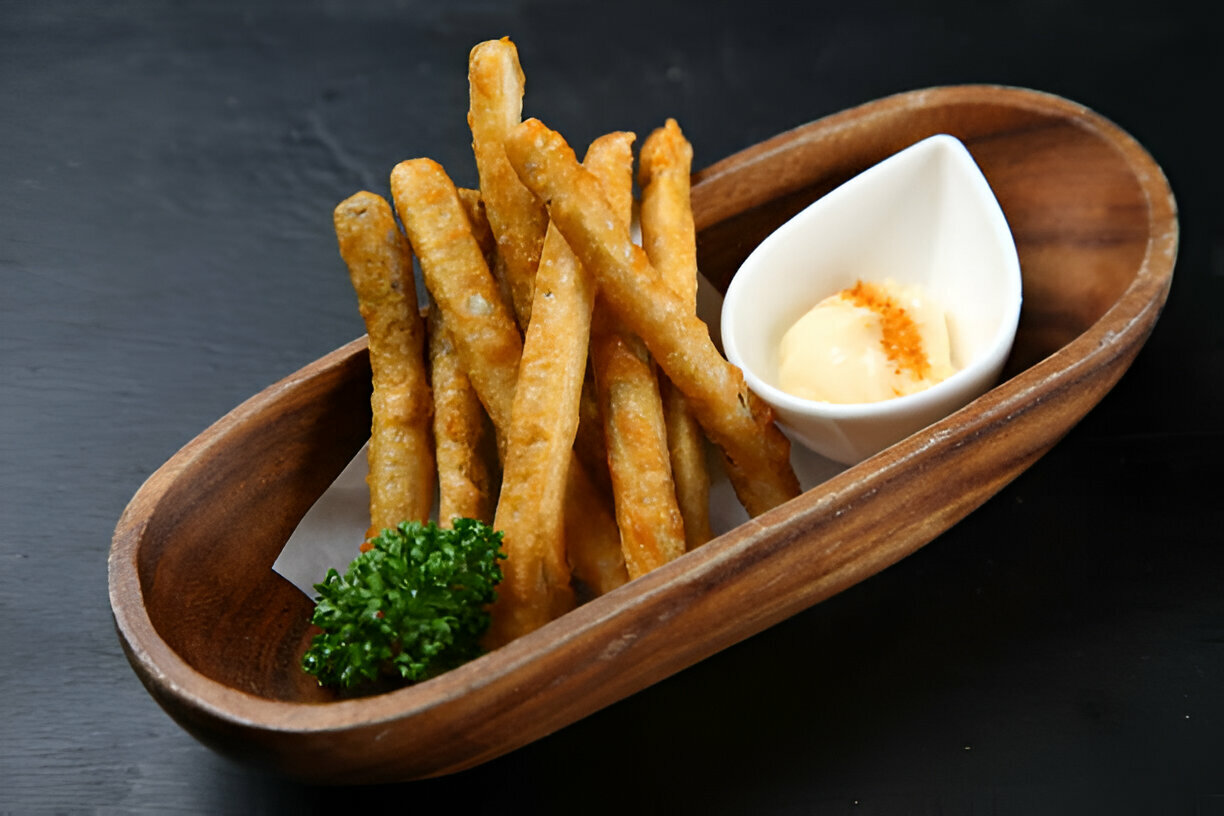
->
110, 85, 1177, 783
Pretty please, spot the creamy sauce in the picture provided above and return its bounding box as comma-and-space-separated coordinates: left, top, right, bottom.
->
777, 279, 956, 403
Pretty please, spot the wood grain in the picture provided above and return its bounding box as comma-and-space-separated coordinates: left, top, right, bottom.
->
109, 85, 1176, 783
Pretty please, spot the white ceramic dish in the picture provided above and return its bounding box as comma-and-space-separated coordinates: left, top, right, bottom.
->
722, 134, 1023, 464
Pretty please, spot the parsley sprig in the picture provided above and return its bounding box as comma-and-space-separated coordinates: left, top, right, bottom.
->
301, 518, 505, 689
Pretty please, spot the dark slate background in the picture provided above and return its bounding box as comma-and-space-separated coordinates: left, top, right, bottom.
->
2, 0, 1220, 812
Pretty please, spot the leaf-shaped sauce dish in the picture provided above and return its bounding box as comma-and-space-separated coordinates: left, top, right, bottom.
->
109, 85, 1176, 783
723, 133, 1024, 465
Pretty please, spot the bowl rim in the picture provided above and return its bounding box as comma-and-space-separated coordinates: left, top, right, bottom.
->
109, 83, 1179, 740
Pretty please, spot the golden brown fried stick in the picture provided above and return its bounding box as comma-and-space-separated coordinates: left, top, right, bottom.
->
457, 185, 517, 332
390, 159, 521, 444
639, 119, 713, 550
504, 118, 801, 516
427, 304, 493, 527
392, 158, 564, 633
561, 143, 631, 596
562, 389, 622, 602
639, 120, 699, 307
390, 158, 625, 643
490, 190, 601, 630
468, 37, 548, 330
590, 326, 687, 577
588, 135, 686, 579
333, 191, 434, 537
491, 132, 636, 636
555, 137, 633, 597
658, 378, 712, 548
561, 458, 627, 601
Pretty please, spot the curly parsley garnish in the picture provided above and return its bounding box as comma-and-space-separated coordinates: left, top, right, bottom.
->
301, 518, 505, 689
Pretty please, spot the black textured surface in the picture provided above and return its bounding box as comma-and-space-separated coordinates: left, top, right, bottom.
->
2, 1, 1221, 812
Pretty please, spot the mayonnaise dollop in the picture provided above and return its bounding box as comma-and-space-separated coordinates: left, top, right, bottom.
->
777, 279, 956, 404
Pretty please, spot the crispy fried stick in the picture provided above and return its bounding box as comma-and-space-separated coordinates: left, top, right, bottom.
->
468, 37, 548, 330
333, 192, 435, 538
588, 133, 687, 578
504, 119, 800, 516
639, 119, 714, 549
390, 158, 625, 644
427, 304, 493, 527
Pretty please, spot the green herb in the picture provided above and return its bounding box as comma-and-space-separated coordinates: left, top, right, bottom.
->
301, 518, 505, 689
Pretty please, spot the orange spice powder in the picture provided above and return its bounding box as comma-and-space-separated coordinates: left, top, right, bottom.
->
844, 280, 931, 380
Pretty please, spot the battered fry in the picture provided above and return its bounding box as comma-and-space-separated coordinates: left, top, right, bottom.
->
588, 133, 687, 578
468, 37, 548, 331
390, 159, 521, 445
492, 131, 637, 636
504, 118, 800, 517
390, 157, 625, 644
333, 191, 435, 537
427, 305, 493, 527
457, 185, 516, 329
639, 119, 713, 549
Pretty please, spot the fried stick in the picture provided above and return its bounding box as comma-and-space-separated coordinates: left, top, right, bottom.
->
504, 119, 801, 516
468, 37, 548, 330
333, 191, 434, 538
427, 304, 493, 527
490, 134, 637, 638
390, 159, 521, 443
639, 119, 713, 550
456, 186, 514, 314
588, 135, 686, 579
390, 158, 625, 643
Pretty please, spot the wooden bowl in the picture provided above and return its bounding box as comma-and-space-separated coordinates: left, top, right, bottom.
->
109, 85, 1177, 783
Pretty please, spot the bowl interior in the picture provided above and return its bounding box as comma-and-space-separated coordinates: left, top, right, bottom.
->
127, 89, 1158, 706
724, 134, 1020, 394
132, 346, 371, 704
